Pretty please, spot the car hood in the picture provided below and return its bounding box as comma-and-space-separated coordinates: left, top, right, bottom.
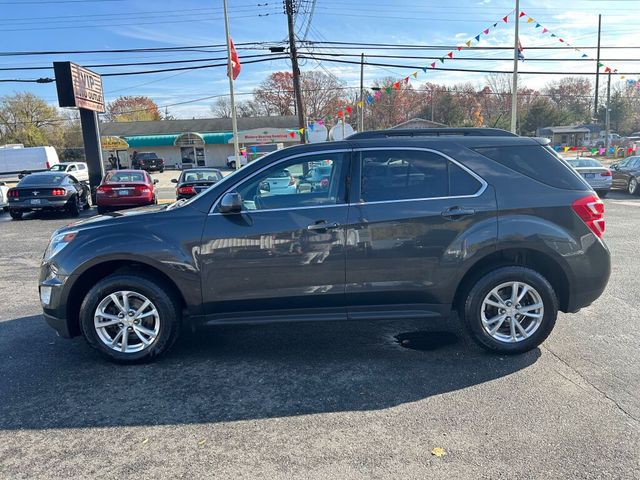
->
57, 204, 168, 233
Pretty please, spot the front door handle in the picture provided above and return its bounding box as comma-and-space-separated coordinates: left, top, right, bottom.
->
307, 221, 340, 231
441, 206, 476, 220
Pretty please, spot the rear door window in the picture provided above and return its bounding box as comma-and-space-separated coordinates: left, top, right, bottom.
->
359, 149, 483, 202
473, 145, 587, 190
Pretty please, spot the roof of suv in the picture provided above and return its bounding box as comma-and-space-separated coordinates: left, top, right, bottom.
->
347, 127, 518, 140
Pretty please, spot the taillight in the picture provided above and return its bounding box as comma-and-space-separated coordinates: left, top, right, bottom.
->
134, 185, 151, 195
8, 189, 19, 198
51, 188, 66, 196
600, 170, 612, 177
97, 186, 112, 194
572, 195, 605, 238
177, 185, 196, 195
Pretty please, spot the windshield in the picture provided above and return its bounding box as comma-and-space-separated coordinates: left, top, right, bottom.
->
181, 170, 222, 182
568, 158, 603, 168
106, 172, 146, 182
20, 174, 65, 186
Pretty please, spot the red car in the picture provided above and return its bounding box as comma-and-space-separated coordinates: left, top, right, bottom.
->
96, 169, 158, 214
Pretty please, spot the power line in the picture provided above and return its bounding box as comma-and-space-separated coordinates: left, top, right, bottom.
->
0, 53, 281, 71
299, 54, 640, 76
0, 42, 279, 57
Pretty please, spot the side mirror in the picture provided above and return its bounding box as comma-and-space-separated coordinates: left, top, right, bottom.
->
170, 178, 178, 183
611, 163, 618, 170
18, 173, 24, 179
0, 181, 5, 186
219, 192, 242, 214
153, 179, 159, 185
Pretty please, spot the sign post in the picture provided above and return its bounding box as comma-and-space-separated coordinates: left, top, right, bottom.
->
53, 62, 105, 201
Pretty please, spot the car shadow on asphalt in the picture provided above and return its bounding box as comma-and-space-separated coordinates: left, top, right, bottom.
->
0, 315, 540, 430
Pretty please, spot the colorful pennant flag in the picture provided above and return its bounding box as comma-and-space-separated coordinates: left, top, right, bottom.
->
357, 101, 363, 108
366, 95, 373, 104
519, 11, 526, 17
474, 34, 481, 41
503, 15, 509, 22
527, 17, 534, 23
483, 28, 489, 34
393, 81, 400, 90
346, 106, 353, 114
412, 71, 418, 78
447, 52, 454, 58
430, 62, 436, 69
465, 40, 472, 47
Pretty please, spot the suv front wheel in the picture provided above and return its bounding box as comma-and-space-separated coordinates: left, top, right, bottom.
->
79, 273, 181, 363
462, 266, 558, 354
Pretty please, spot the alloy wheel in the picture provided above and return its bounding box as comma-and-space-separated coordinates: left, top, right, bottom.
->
480, 281, 544, 343
630, 178, 637, 195
94, 290, 160, 353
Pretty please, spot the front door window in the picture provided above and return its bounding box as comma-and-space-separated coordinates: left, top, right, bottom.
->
231, 153, 347, 211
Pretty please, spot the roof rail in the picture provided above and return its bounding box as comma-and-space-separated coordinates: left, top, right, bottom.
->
347, 127, 518, 140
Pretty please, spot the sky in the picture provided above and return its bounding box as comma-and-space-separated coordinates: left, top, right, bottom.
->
1, 0, 639, 119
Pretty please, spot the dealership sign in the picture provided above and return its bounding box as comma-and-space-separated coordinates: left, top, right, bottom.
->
53, 62, 105, 113
229, 128, 299, 144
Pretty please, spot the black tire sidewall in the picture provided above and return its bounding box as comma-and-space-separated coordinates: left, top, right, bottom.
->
463, 266, 558, 354
68, 195, 80, 217
9, 209, 22, 220
79, 274, 181, 363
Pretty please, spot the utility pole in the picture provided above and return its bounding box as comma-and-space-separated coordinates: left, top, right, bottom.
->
222, 0, 241, 169
605, 72, 611, 153
285, 0, 306, 144
510, 0, 520, 134
359, 53, 365, 132
594, 14, 602, 119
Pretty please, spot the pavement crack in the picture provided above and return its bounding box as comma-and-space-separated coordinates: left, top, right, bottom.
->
542, 345, 639, 425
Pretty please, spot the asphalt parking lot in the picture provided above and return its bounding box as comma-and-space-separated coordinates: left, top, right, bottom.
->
0, 192, 638, 479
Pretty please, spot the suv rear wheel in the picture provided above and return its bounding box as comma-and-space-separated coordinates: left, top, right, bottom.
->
79, 273, 181, 363
462, 266, 558, 354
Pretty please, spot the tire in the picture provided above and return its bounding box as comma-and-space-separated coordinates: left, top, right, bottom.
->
628, 177, 639, 196
9, 209, 22, 220
68, 195, 80, 217
79, 273, 182, 364
97, 206, 108, 215
462, 266, 558, 354
83, 190, 92, 210
159, 168, 164, 173
3, 206, 9, 213
596, 190, 608, 198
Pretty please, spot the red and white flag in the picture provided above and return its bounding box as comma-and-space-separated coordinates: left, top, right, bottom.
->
228, 38, 241, 80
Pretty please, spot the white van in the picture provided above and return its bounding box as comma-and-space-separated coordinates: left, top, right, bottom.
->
0, 146, 59, 177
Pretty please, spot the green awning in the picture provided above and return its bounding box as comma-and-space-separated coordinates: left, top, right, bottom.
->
124, 135, 178, 147
201, 132, 234, 144
123, 132, 234, 148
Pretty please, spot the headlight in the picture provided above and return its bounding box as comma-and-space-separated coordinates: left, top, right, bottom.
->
44, 231, 77, 261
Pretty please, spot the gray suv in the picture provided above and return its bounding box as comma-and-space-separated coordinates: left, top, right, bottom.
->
39, 130, 611, 363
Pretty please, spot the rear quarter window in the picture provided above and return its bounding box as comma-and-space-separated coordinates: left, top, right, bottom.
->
473, 145, 588, 190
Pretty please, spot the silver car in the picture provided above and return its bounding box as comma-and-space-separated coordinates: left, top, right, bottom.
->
567, 157, 612, 197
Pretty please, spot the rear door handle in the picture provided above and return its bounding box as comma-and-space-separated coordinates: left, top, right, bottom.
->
307, 221, 340, 231
441, 206, 476, 220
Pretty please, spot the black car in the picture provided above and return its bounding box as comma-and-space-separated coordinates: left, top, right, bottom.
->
7, 172, 91, 220
39, 130, 611, 363
171, 168, 223, 200
132, 152, 165, 173
610, 156, 640, 195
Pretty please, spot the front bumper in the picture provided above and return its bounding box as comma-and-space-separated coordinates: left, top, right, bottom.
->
39, 262, 78, 338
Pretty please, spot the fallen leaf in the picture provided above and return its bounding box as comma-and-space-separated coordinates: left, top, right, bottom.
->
198, 439, 206, 446
431, 447, 446, 457
141, 438, 149, 445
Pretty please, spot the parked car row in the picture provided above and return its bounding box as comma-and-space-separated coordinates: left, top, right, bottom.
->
566, 156, 640, 197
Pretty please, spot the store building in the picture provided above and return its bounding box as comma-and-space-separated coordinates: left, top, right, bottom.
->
99, 116, 301, 168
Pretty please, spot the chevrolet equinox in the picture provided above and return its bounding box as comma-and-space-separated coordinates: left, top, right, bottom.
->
39, 130, 611, 363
